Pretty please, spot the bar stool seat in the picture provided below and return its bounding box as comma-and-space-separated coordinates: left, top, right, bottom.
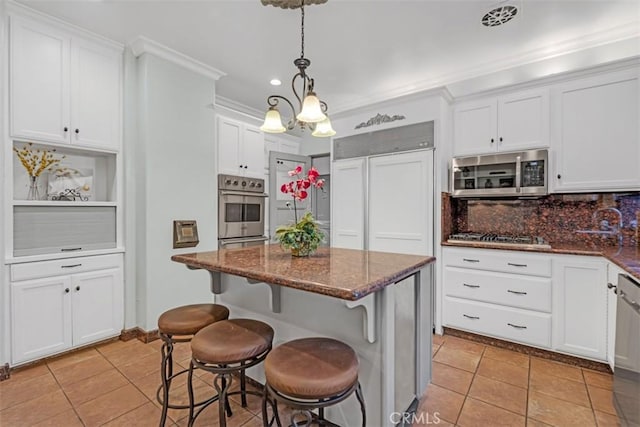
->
265, 337, 359, 399
192, 318, 274, 364
188, 319, 274, 427
262, 337, 366, 427
158, 303, 230, 336
157, 303, 229, 426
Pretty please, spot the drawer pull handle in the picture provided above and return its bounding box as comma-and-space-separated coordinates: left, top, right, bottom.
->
463, 314, 480, 320
61, 264, 82, 269
61, 247, 82, 252
507, 323, 527, 329
507, 263, 528, 267
463, 283, 480, 288
507, 290, 527, 295
463, 258, 480, 263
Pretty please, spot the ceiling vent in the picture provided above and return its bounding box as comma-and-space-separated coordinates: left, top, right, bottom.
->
482, 5, 518, 27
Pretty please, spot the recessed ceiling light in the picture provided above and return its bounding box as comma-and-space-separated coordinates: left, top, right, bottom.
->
270, 79, 282, 86
482, 5, 518, 27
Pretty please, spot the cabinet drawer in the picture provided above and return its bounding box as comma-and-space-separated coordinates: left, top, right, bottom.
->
444, 296, 551, 348
11, 254, 122, 282
444, 267, 551, 312
444, 248, 551, 277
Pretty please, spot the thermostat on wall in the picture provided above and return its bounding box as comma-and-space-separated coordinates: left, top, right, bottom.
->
173, 220, 199, 249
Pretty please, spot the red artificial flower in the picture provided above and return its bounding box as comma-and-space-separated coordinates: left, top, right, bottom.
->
296, 190, 308, 201
288, 165, 303, 177
315, 179, 325, 189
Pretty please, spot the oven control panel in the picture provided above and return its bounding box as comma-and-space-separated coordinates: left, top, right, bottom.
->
218, 174, 265, 192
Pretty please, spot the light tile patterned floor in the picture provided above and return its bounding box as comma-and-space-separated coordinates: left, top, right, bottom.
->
0, 334, 619, 426
413, 334, 619, 426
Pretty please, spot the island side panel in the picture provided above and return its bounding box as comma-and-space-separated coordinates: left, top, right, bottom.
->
216, 275, 385, 426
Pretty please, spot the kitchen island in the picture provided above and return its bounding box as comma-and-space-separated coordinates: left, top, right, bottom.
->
172, 244, 436, 426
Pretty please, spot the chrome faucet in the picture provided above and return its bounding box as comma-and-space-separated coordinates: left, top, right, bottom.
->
576, 207, 624, 246
594, 207, 623, 232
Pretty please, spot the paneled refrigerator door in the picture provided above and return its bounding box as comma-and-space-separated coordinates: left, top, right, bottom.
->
368, 150, 433, 256
331, 158, 366, 250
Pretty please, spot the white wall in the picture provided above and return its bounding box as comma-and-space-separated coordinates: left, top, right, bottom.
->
0, 1, 8, 366
133, 53, 218, 330
298, 132, 330, 156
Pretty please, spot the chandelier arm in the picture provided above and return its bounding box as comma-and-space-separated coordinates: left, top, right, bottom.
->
267, 95, 297, 130
290, 71, 308, 110
319, 100, 328, 114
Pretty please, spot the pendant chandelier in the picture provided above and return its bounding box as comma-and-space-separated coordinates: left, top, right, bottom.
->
260, 0, 336, 137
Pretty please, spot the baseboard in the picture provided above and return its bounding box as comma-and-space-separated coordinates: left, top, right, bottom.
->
0, 363, 10, 381
443, 327, 611, 373
120, 327, 160, 343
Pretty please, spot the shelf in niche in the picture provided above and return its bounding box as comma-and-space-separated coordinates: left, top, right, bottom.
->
12, 141, 117, 203
13, 201, 117, 207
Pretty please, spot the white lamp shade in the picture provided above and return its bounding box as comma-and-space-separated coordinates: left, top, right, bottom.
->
260, 107, 286, 133
296, 92, 327, 123
311, 116, 336, 137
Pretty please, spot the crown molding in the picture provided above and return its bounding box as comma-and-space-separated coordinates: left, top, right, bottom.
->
5, 0, 123, 50
215, 96, 264, 120
129, 36, 226, 81
332, 86, 453, 120
331, 21, 640, 114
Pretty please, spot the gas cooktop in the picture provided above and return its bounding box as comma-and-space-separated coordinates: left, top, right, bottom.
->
447, 232, 551, 249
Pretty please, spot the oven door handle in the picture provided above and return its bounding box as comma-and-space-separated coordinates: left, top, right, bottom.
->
219, 236, 269, 246
219, 190, 268, 197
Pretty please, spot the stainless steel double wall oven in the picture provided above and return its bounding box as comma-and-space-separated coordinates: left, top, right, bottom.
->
218, 174, 268, 249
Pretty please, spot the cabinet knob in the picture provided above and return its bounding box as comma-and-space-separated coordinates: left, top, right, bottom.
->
64, 127, 68, 132
499, 137, 503, 143
557, 174, 561, 179
490, 138, 494, 144
75, 129, 79, 134
607, 283, 617, 294
75, 286, 80, 291
244, 165, 248, 169
65, 288, 70, 293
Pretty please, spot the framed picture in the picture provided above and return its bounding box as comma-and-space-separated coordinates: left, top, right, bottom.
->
173, 220, 199, 249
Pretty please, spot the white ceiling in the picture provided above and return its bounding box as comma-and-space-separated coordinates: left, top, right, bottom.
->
13, 0, 640, 115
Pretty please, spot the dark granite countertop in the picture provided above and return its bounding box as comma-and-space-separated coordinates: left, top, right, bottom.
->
441, 241, 640, 281
172, 244, 436, 301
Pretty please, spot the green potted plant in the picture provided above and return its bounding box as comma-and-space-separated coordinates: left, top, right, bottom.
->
275, 165, 325, 256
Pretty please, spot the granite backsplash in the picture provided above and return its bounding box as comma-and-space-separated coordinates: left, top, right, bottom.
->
443, 192, 640, 247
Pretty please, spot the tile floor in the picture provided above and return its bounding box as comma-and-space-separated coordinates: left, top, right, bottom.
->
414, 334, 619, 426
0, 334, 619, 426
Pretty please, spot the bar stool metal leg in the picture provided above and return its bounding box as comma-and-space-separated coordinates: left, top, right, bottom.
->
355, 382, 366, 427
159, 333, 174, 427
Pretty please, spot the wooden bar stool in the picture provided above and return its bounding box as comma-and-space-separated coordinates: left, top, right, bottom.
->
157, 303, 230, 426
188, 318, 274, 427
262, 337, 366, 427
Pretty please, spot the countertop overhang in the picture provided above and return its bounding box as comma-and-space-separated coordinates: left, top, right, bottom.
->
171, 244, 436, 301
442, 241, 639, 280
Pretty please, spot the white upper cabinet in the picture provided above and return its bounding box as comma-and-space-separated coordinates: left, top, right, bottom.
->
453, 88, 549, 156
10, 16, 70, 144
217, 116, 264, 178
264, 135, 300, 169
70, 38, 121, 150
10, 16, 122, 151
552, 68, 640, 192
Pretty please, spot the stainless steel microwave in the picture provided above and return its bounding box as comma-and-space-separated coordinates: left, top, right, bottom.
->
450, 149, 548, 198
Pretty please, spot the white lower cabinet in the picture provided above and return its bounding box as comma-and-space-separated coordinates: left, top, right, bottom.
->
443, 248, 552, 348
606, 262, 624, 370
444, 297, 552, 348
10, 254, 123, 365
552, 256, 607, 361
443, 248, 612, 362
